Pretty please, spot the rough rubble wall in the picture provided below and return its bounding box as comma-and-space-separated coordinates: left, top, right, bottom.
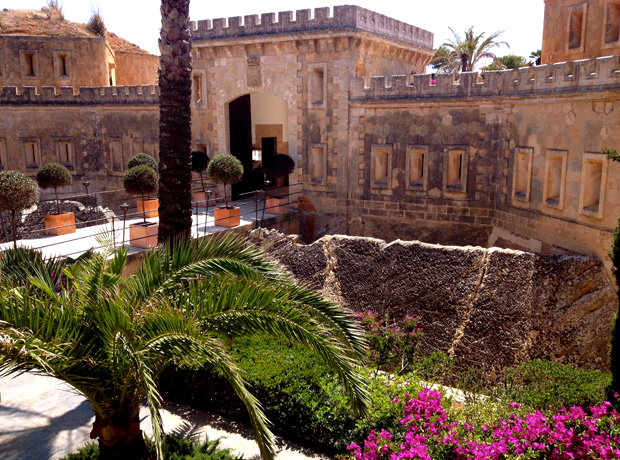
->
249, 229, 618, 373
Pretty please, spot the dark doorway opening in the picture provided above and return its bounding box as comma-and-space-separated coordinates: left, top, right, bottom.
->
229, 94, 254, 198
261, 137, 277, 184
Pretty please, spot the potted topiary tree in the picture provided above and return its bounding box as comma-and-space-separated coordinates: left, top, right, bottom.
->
127, 153, 159, 218
191, 151, 210, 207
36, 162, 76, 235
263, 153, 295, 215
206, 154, 243, 227
123, 164, 159, 248
0, 170, 40, 248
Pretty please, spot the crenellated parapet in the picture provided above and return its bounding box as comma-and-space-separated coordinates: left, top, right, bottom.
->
350, 56, 620, 101
191, 5, 433, 50
0, 85, 159, 105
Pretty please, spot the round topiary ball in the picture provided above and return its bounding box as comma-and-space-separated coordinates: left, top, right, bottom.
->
0, 170, 40, 213
207, 154, 244, 186
263, 154, 295, 179
123, 165, 158, 196
127, 153, 158, 171
36, 163, 73, 190
191, 151, 209, 172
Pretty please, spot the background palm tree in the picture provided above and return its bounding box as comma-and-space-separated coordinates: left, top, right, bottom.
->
431, 26, 509, 73
0, 237, 369, 460
158, 0, 193, 242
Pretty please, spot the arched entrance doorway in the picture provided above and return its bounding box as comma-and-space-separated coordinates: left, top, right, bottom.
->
228, 93, 288, 197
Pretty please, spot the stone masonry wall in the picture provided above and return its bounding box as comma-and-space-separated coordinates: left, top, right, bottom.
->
250, 229, 618, 374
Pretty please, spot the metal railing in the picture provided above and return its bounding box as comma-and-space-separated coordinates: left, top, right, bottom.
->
0, 181, 303, 260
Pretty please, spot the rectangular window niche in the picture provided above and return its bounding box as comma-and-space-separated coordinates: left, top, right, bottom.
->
568, 3, 587, 51
308, 64, 327, 109
406, 145, 429, 191
370, 144, 392, 190
57, 138, 75, 169
579, 153, 608, 219
512, 147, 533, 203
54, 51, 71, 78
0, 138, 7, 170
543, 150, 568, 210
22, 139, 41, 170
605, 2, 620, 44
444, 147, 468, 194
20, 50, 38, 77
110, 139, 123, 172
131, 139, 143, 155
309, 143, 327, 185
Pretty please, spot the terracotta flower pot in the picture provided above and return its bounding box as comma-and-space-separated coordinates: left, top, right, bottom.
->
129, 222, 159, 248
213, 206, 240, 228
265, 197, 289, 215
137, 199, 159, 218
45, 212, 76, 235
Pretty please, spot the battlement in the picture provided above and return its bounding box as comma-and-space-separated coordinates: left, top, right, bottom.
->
350, 56, 620, 101
0, 85, 159, 105
191, 5, 433, 50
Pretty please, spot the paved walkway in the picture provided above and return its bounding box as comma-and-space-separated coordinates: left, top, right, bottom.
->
0, 372, 331, 460
0, 196, 286, 259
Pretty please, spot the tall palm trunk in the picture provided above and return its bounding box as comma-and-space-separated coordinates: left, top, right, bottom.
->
91, 413, 151, 460
158, 0, 193, 243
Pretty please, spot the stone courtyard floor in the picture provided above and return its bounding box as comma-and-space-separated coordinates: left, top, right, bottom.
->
0, 372, 331, 460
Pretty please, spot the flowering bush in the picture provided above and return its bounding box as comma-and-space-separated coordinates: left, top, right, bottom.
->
346, 388, 620, 460
357, 310, 423, 376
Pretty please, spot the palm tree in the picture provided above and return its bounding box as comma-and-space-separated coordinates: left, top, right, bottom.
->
158, 0, 193, 243
433, 26, 509, 73
0, 236, 369, 460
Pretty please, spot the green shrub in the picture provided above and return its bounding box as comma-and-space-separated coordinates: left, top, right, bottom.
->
497, 359, 611, 412
191, 151, 210, 191
262, 154, 295, 179
36, 162, 73, 215
128, 152, 158, 171
58, 435, 242, 460
123, 165, 158, 222
162, 334, 421, 453
0, 170, 39, 247
206, 154, 243, 207
36, 162, 72, 190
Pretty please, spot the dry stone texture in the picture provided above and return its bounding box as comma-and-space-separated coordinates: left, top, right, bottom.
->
249, 229, 618, 373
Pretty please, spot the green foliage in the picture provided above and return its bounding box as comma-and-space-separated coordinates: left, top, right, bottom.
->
0, 170, 39, 213
434, 26, 509, 73
36, 163, 73, 190
357, 311, 423, 376
603, 147, 620, 163
497, 359, 610, 412
59, 435, 243, 460
164, 334, 419, 453
123, 164, 159, 196
207, 154, 243, 186
0, 236, 368, 460
495, 54, 527, 69
128, 153, 158, 171
262, 154, 295, 179
191, 151, 210, 172
207, 154, 244, 207
530, 48, 542, 65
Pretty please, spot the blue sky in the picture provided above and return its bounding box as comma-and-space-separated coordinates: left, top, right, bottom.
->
2, 0, 545, 67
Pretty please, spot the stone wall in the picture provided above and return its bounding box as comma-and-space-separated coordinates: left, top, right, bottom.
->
298, 57, 620, 277
542, 0, 620, 65
0, 36, 110, 90
249, 229, 618, 374
114, 52, 159, 86
0, 85, 159, 195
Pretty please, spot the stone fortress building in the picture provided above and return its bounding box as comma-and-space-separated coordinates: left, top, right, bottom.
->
0, 1, 619, 277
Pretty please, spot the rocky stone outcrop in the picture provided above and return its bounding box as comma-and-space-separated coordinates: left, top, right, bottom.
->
248, 229, 618, 373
